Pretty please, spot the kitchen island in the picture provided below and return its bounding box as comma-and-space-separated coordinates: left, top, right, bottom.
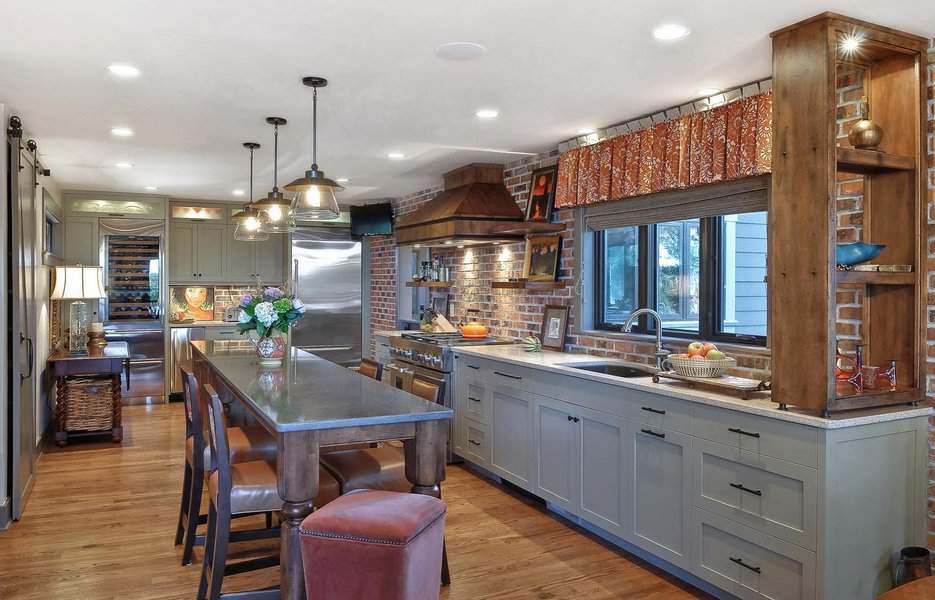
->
451, 345, 932, 600
191, 340, 452, 600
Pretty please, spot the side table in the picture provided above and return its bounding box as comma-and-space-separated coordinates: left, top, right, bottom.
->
49, 342, 130, 446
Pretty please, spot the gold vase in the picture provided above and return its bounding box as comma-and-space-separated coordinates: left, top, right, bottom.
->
847, 96, 883, 150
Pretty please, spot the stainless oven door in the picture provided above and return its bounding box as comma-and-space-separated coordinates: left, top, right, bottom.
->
385, 361, 453, 463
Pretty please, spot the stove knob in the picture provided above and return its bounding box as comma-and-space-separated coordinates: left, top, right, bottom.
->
431, 356, 442, 367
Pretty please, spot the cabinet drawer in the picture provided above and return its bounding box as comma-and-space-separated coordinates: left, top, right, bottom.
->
691, 404, 819, 468
459, 377, 488, 425
693, 508, 815, 600
460, 419, 490, 468
693, 439, 817, 550
205, 327, 241, 340
629, 392, 692, 434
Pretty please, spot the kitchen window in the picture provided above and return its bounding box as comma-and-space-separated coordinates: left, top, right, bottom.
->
588, 176, 769, 346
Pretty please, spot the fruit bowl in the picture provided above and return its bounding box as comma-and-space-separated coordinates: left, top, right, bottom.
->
665, 355, 736, 378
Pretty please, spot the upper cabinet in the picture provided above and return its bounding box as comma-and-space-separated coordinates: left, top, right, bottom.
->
63, 216, 99, 266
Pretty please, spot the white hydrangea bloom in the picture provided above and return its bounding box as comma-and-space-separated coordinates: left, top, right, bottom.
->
254, 301, 277, 327
238, 309, 251, 324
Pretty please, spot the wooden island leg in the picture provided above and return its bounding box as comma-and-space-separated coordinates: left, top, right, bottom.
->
404, 419, 450, 585
277, 430, 320, 600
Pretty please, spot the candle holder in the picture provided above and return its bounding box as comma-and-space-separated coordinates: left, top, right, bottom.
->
87, 330, 107, 352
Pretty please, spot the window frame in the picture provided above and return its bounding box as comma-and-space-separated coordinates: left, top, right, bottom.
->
593, 214, 767, 347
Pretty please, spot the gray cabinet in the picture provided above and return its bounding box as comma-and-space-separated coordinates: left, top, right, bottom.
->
534, 397, 578, 513
169, 221, 225, 283
225, 225, 256, 282
627, 422, 692, 570
64, 216, 99, 265
489, 381, 534, 488
254, 235, 285, 283
194, 223, 225, 280
577, 405, 626, 537
169, 221, 196, 281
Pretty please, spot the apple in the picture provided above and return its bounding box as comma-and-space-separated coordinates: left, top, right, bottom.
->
705, 350, 727, 361
701, 342, 718, 356
673, 353, 690, 358
687, 341, 705, 354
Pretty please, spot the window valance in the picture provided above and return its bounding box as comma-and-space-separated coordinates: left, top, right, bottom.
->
555, 91, 772, 209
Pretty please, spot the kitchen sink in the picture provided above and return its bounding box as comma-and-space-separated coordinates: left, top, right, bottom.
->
558, 363, 656, 378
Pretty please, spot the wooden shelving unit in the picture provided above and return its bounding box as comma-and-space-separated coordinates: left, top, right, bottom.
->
491, 280, 570, 291
405, 280, 452, 288
770, 13, 929, 413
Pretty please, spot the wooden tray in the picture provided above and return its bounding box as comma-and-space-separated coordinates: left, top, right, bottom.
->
651, 371, 771, 399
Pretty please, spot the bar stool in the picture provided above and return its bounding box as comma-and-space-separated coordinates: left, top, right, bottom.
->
358, 358, 383, 380
299, 489, 447, 600
175, 365, 279, 565
319, 374, 450, 585
199, 384, 341, 600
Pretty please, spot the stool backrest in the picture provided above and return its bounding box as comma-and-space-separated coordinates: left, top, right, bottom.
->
411, 375, 445, 405
180, 364, 207, 468
204, 384, 231, 481
358, 359, 383, 380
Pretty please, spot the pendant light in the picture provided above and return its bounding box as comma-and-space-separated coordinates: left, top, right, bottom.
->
249, 117, 294, 233
285, 76, 343, 221
232, 142, 269, 241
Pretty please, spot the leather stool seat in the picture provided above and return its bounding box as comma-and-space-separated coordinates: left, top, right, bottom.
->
299, 489, 447, 600
319, 446, 410, 493
209, 462, 340, 515
187, 426, 277, 466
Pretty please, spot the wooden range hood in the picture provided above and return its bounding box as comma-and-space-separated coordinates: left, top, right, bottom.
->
395, 163, 559, 247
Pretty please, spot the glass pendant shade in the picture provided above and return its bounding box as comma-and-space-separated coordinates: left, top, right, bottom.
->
249, 117, 295, 233
233, 209, 270, 241
286, 168, 342, 221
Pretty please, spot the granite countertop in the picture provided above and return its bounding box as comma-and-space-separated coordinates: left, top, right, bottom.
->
452, 345, 932, 430
192, 341, 452, 433
169, 320, 240, 328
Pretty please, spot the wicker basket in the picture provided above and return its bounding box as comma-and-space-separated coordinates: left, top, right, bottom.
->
665, 356, 736, 378
64, 377, 114, 432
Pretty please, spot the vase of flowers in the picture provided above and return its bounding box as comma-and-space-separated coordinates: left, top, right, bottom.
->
237, 286, 306, 366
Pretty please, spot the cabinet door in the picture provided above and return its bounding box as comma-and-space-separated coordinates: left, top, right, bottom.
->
534, 397, 578, 513
64, 216, 99, 265
489, 382, 534, 488
577, 406, 627, 537
254, 235, 285, 283
168, 221, 196, 282
628, 422, 693, 569
194, 223, 226, 281
224, 225, 256, 283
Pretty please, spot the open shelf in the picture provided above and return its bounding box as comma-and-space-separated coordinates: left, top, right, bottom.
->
491, 280, 570, 291
834, 270, 915, 285
405, 280, 452, 288
836, 147, 915, 174
492, 222, 566, 236
833, 386, 923, 411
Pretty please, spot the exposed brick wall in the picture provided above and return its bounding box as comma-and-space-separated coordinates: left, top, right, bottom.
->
925, 40, 935, 557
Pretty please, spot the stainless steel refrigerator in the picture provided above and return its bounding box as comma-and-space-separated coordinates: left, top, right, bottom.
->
290, 226, 362, 366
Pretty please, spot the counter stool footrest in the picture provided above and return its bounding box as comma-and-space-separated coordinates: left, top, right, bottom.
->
223, 555, 279, 576
228, 527, 280, 543
218, 587, 280, 600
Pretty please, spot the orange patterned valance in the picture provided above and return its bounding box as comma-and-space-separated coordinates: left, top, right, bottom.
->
555, 91, 772, 208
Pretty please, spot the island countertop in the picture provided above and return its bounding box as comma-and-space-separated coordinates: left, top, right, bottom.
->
191, 340, 452, 433
452, 345, 932, 429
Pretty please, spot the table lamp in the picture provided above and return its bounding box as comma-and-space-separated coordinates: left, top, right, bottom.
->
51, 265, 107, 353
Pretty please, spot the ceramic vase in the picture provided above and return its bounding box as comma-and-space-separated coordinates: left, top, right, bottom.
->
255, 332, 286, 366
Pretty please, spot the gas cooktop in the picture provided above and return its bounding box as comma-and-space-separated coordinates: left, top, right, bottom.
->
399, 332, 515, 346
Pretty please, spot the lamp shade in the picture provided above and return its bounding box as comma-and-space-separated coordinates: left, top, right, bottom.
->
51, 266, 106, 300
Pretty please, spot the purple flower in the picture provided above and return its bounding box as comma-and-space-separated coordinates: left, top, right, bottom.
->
264, 287, 283, 300
239, 294, 253, 306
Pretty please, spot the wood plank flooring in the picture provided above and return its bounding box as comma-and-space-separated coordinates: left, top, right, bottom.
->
0, 403, 710, 599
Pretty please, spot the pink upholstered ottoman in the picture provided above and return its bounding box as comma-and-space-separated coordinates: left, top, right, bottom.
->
299, 489, 447, 600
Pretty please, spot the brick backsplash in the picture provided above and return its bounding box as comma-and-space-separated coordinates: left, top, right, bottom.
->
926, 43, 935, 552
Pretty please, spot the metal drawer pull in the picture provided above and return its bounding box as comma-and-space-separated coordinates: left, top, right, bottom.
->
494, 371, 522, 380
728, 427, 761, 438
729, 483, 763, 496
641, 406, 666, 415
468, 439, 481, 446
729, 556, 761, 574
567, 415, 580, 422
468, 396, 481, 403
466, 365, 480, 370
640, 428, 665, 439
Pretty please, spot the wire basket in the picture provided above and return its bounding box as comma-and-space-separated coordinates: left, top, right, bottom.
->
665, 356, 736, 378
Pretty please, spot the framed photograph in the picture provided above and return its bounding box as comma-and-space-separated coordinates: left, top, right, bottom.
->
522, 234, 562, 281
430, 294, 450, 320
525, 165, 557, 222
540, 305, 570, 351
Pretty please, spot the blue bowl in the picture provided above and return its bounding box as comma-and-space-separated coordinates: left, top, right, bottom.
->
836, 242, 885, 266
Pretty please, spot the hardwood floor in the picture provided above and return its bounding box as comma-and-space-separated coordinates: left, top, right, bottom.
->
0, 404, 709, 599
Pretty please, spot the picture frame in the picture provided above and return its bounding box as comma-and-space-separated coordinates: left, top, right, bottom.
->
525, 165, 557, 222
540, 305, 570, 351
522, 234, 562, 281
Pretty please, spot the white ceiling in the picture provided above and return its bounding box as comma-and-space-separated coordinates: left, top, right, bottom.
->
1, 1, 931, 204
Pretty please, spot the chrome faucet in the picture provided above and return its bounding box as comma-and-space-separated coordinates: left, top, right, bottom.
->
622, 308, 670, 370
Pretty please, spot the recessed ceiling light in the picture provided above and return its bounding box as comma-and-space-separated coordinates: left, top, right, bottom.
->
697, 88, 721, 97
114, 161, 133, 169
107, 63, 141, 78
435, 42, 488, 61
387, 152, 406, 160
144, 185, 158, 191
111, 126, 134, 137
652, 23, 690, 41
475, 108, 499, 120
232, 189, 245, 197
577, 128, 596, 136
336, 177, 349, 183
